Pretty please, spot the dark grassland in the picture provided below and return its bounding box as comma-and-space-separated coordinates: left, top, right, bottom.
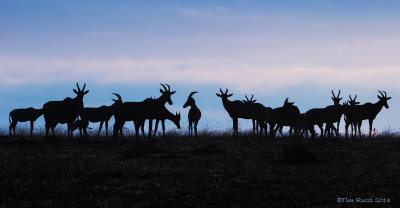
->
0, 131, 399, 207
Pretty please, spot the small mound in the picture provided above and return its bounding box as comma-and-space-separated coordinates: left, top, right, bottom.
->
121, 143, 169, 159
283, 145, 318, 165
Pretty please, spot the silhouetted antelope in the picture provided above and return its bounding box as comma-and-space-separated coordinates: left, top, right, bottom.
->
242, 94, 260, 135
71, 119, 91, 137
79, 93, 122, 137
323, 90, 344, 138
152, 109, 181, 137
343, 95, 361, 138
113, 84, 175, 138
43, 83, 89, 137
9, 107, 43, 137
268, 98, 301, 138
352, 91, 391, 138
183, 91, 201, 137
216, 89, 267, 137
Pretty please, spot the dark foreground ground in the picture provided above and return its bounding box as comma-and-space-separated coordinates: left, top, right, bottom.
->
0, 132, 399, 208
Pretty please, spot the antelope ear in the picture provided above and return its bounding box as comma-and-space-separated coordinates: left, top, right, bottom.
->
170, 91, 176, 95
356, 102, 360, 104
160, 89, 164, 93
227, 94, 233, 97
84, 90, 89, 94
73, 89, 78, 94
253, 99, 257, 102
339, 98, 342, 101
377, 95, 382, 99
387, 97, 392, 100
242, 100, 246, 102
216, 93, 222, 97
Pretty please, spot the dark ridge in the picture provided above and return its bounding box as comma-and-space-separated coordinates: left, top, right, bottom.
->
283, 144, 318, 165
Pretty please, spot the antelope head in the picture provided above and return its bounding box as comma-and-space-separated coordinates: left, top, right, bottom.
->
73, 82, 89, 99
283, 97, 295, 107
183, 91, 198, 108
378, 90, 392, 109
348, 95, 360, 106
242, 94, 257, 103
111, 93, 123, 105
216, 88, 233, 100
159, 83, 176, 105
331, 90, 342, 105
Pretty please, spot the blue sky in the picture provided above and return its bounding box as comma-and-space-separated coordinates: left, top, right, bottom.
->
1, 0, 399, 134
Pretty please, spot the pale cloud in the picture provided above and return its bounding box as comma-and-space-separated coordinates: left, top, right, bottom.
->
0, 56, 399, 93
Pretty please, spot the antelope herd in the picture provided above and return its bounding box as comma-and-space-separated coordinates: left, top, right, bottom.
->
8, 83, 391, 139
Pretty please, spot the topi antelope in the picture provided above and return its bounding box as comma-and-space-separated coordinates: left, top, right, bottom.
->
9, 107, 43, 137
113, 84, 175, 138
268, 98, 301, 138
183, 91, 201, 137
351, 91, 391, 138
216, 89, 267, 137
79, 93, 122, 137
71, 119, 91, 137
343, 95, 361, 138
242, 94, 260, 135
323, 90, 344, 138
152, 109, 181, 137
43, 83, 89, 137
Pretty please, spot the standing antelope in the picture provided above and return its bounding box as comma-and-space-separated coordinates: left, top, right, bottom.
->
343, 95, 361, 138
113, 84, 175, 138
323, 90, 344, 138
242, 94, 259, 135
216, 89, 267, 137
352, 91, 391, 138
268, 98, 301, 138
9, 107, 43, 137
43, 83, 89, 137
183, 91, 201, 137
79, 93, 122, 137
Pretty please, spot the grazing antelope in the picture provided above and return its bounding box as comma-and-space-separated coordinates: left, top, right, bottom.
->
9, 107, 43, 137
79, 93, 122, 137
43, 83, 89, 137
268, 98, 301, 138
352, 91, 391, 138
183, 91, 201, 137
216, 89, 267, 137
113, 84, 175, 138
71, 119, 91, 137
152, 109, 181, 137
343, 95, 361, 138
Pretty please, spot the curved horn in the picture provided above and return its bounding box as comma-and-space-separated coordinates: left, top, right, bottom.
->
160, 83, 167, 91
331, 90, 335, 98
82, 83, 86, 91
219, 88, 223, 94
112, 93, 122, 101
165, 84, 170, 91
349, 95, 353, 101
225, 88, 228, 94
251, 94, 254, 101
338, 89, 341, 97
245, 95, 249, 101
189, 91, 198, 98
354, 94, 357, 100
76, 82, 81, 91
383, 91, 387, 97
